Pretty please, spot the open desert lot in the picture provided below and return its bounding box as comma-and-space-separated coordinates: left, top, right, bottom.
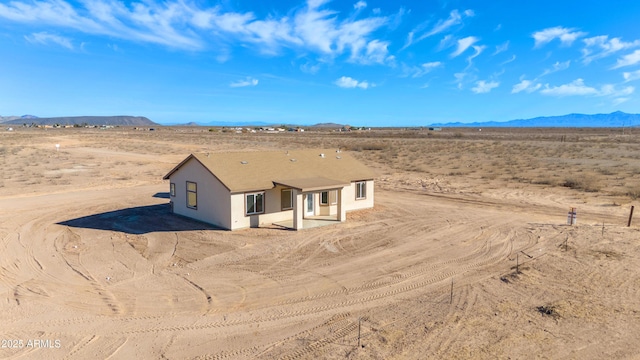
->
2, 127, 640, 359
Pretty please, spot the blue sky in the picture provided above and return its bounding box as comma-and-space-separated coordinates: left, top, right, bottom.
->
2, 0, 640, 126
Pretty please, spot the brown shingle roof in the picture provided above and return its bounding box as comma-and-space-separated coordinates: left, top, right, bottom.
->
163, 149, 375, 193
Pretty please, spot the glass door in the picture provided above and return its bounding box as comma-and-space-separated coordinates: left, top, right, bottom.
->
305, 193, 315, 216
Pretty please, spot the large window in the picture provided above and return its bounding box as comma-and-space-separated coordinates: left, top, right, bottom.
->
186, 181, 197, 209
281, 189, 293, 210
320, 190, 337, 205
355, 181, 366, 200
246, 192, 264, 215
170, 183, 176, 197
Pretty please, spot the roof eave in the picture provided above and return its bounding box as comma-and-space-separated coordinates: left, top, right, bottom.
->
162, 154, 195, 180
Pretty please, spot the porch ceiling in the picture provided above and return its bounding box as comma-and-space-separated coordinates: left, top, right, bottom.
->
273, 177, 349, 192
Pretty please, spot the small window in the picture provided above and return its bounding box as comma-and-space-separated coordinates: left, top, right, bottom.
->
187, 181, 197, 209
246, 192, 264, 215
320, 191, 329, 205
355, 181, 366, 200
321, 190, 338, 205
281, 189, 293, 210
170, 183, 176, 197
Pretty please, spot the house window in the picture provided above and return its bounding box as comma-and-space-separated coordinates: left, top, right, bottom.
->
170, 183, 176, 197
320, 190, 338, 205
321, 190, 338, 205
320, 191, 329, 205
281, 189, 293, 210
246, 192, 264, 215
186, 181, 197, 209
355, 181, 366, 200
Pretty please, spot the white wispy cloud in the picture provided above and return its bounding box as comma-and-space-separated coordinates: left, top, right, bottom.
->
453, 71, 477, 90
402, 9, 473, 50
532, 26, 586, 48
493, 40, 509, 55
500, 54, 516, 66
354, 1, 367, 10
437, 34, 455, 51
540, 78, 634, 98
582, 35, 640, 64
24, 32, 74, 49
402, 61, 443, 78
0, 0, 394, 64
512, 79, 541, 94
598, 83, 634, 97
451, 36, 478, 57
335, 76, 371, 89
230, 77, 259, 87
612, 49, 640, 69
422, 9, 473, 39
612, 97, 630, 106
540, 60, 571, 77
623, 70, 640, 82
540, 79, 597, 96
465, 45, 485, 67
471, 80, 499, 94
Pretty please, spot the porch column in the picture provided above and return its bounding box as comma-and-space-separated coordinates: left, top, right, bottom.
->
337, 187, 346, 222
293, 189, 304, 230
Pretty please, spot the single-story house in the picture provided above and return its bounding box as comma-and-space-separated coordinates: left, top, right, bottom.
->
162, 149, 375, 230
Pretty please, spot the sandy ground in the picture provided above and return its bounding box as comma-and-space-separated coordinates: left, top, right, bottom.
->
1, 128, 640, 359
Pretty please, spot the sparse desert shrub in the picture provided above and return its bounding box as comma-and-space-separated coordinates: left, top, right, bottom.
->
626, 186, 640, 200
533, 177, 554, 186
344, 142, 389, 151
597, 168, 615, 176
563, 176, 601, 192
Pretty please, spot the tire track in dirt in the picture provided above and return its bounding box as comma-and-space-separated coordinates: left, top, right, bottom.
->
274, 221, 513, 307
8, 208, 531, 340
64, 334, 97, 360
108, 223, 519, 336
179, 274, 214, 308
53, 228, 124, 315
277, 321, 359, 360
253, 313, 352, 359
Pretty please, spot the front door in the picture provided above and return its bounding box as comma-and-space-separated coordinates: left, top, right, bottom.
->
305, 193, 315, 217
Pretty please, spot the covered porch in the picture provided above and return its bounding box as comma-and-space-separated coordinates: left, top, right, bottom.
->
273, 177, 349, 230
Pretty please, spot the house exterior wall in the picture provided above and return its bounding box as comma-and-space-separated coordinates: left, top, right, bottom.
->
169, 158, 232, 229
342, 180, 375, 211
229, 185, 296, 230
318, 190, 338, 216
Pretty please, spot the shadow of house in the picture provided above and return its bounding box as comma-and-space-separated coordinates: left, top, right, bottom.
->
58, 204, 218, 235
152, 192, 170, 199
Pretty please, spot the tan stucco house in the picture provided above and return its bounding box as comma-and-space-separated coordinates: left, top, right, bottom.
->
162, 149, 375, 230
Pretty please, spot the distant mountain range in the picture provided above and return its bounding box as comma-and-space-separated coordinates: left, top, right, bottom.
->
3, 111, 639, 128
428, 111, 640, 128
1, 115, 157, 126
170, 111, 640, 128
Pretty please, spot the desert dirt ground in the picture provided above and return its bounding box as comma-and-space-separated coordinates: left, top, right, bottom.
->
1, 127, 640, 359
